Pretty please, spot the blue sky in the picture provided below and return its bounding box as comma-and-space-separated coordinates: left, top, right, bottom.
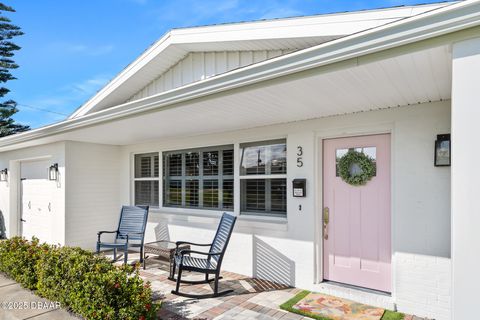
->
7, 0, 446, 128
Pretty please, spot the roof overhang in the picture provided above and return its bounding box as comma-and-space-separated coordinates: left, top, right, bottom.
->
0, 0, 478, 151
68, 2, 453, 118
0, 43, 452, 149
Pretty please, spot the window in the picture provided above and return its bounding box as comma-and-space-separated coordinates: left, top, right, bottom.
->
134, 153, 159, 207
240, 140, 287, 216
163, 146, 234, 211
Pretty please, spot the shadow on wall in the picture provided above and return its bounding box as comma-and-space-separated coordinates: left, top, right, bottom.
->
253, 236, 295, 287
154, 222, 170, 241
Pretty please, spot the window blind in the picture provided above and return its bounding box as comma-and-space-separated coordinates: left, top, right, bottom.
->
163, 145, 234, 211
134, 153, 160, 207
240, 140, 287, 216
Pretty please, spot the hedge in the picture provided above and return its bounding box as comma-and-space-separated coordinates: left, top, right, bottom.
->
0, 237, 159, 320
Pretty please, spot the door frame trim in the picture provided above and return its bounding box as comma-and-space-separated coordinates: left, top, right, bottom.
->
314, 122, 396, 299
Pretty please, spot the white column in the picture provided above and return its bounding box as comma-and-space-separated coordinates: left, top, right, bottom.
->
451, 37, 480, 320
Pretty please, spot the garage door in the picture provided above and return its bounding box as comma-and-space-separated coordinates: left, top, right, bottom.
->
20, 161, 55, 244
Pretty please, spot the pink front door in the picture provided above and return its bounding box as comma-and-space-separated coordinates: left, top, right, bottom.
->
323, 134, 391, 292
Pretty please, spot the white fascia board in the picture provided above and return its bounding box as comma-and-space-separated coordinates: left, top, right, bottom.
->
68, 32, 175, 119
69, 2, 454, 119
3, 0, 478, 149
170, 2, 452, 42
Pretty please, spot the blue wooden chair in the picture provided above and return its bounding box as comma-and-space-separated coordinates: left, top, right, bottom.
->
171, 212, 237, 298
96, 205, 149, 265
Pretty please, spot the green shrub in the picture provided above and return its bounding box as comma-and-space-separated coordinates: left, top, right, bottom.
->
0, 236, 49, 289
0, 237, 159, 320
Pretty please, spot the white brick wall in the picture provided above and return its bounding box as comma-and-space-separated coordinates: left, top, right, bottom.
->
312, 282, 395, 310
395, 252, 451, 320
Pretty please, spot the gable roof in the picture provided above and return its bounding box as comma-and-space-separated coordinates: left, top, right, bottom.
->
0, 0, 476, 151
69, 2, 452, 118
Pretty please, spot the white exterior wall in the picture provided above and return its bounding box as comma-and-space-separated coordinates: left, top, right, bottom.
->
0, 141, 121, 250
127, 50, 293, 102
0, 100, 451, 318
120, 101, 451, 318
0, 141, 123, 250
451, 37, 480, 320
392, 101, 451, 319
0, 142, 66, 244
64, 141, 122, 249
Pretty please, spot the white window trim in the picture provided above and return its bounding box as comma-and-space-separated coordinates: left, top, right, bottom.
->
238, 139, 287, 217
238, 174, 287, 180
130, 135, 289, 220
133, 152, 160, 208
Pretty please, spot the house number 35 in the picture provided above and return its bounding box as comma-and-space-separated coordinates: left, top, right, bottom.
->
297, 146, 303, 167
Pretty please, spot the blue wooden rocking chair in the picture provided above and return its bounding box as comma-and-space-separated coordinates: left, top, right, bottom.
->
171, 212, 237, 298
96, 205, 149, 265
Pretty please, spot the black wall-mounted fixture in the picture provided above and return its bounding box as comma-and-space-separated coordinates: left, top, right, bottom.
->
0, 168, 7, 182
48, 163, 59, 181
435, 134, 451, 167
292, 179, 306, 197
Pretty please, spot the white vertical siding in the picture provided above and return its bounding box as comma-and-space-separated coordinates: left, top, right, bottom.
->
192, 52, 205, 81
64, 141, 121, 249
127, 49, 294, 102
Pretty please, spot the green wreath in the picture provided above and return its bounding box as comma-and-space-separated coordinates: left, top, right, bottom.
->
338, 150, 376, 186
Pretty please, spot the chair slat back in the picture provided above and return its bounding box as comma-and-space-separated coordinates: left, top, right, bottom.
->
117, 205, 149, 241
209, 213, 236, 262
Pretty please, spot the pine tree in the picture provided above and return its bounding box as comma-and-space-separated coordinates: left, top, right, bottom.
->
0, 3, 28, 137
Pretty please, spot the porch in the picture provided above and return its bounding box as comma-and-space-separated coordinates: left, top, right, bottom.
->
126, 252, 428, 320
142, 265, 300, 320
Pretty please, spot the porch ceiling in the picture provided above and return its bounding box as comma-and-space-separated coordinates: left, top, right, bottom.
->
11, 44, 452, 148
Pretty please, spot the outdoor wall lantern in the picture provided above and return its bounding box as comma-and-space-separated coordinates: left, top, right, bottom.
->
434, 134, 451, 167
0, 168, 8, 182
48, 163, 59, 181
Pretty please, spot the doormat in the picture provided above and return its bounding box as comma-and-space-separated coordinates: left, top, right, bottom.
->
280, 290, 399, 320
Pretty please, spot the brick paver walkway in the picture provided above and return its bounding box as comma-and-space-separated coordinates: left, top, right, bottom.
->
133, 254, 305, 320
115, 252, 428, 320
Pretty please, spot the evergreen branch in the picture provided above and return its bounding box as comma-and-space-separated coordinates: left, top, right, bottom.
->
0, 3, 15, 13
0, 2, 29, 136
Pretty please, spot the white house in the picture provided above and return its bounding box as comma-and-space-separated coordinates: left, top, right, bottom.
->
0, 1, 479, 319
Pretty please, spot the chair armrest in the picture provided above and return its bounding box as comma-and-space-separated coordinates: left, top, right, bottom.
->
98, 230, 117, 235
176, 241, 212, 247
97, 230, 117, 242
177, 250, 222, 266
178, 249, 222, 257
120, 232, 144, 244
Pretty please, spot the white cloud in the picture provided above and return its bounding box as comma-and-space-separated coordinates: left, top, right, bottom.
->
68, 75, 111, 95
149, 0, 314, 29
149, 0, 244, 27
260, 7, 303, 19
18, 74, 111, 126
48, 42, 114, 56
